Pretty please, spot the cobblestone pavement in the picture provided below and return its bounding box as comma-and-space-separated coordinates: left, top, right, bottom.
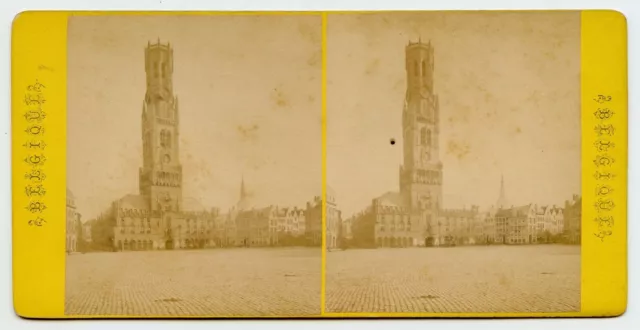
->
326, 245, 580, 313
66, 248, 321, 317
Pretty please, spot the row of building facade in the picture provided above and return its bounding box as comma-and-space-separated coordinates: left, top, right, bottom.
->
71, 182, 580, 253
345, 193, 582, 248
71, 184, 342, 252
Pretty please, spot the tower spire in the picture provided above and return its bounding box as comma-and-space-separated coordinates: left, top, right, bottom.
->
237, 174, 251, 211
496, 174, 508, 209
240, 175, 247, 200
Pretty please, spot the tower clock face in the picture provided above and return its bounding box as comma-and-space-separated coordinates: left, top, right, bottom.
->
422, 151, 430, 163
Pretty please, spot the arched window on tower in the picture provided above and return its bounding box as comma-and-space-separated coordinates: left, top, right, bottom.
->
160, 130, 167, 147
160, 130, 172, 149
424, 100, 432, 121
153, 62, 158, 78
161, 63, 166, 78
420, 127, 427, 145
426, 129, 432, 146
414, 61, 419, 77
422, 60, 427, 76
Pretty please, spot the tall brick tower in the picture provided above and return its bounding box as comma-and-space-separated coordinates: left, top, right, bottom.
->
399, 39, 443, 217
139, 40, 183, 214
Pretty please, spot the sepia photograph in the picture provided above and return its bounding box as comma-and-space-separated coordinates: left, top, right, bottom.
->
65, 14, 322, 316
325, 12, 582, 313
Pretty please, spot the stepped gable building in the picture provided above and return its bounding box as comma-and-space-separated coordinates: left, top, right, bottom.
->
535, 204, 564, 239
232, 178, 309, 247
432, 206, 483, 246
305, 195, 323, 246
235, 205, 277, 247
235, 205, 305, 248
487, 202, 566, 245
486, 175, 567, 245
304, 186, 342, 249
275, 206, 306, 237
108, 40, 219, 251
535, 205, 549, 236
548, 206, 564, 236
493, 204, 536, 244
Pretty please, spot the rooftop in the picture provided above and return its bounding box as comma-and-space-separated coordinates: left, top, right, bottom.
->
146, 39, 171, 50
495, 204, 534, 218
406, 38, 433, 48
373, 191, 405, 208
118, 194, 148, 210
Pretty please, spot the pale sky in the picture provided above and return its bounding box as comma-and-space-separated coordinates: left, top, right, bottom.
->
326, 12, 582, 217
67, 15, 322, 220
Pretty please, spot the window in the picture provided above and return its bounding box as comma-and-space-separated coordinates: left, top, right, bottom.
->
420, 127, 428, 145
160, 130, 172, 148
422, 60, 427, 76
414, 61, 419, 76
154, 62, 158, 78
161, 63, 166, 78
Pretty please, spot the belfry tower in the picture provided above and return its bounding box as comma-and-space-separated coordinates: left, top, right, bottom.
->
399, 39, 443, 214
139, 40, 183, 213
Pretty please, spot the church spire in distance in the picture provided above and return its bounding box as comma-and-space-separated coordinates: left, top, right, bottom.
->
240, 174, 247, 200
496, 174, 509, 209
238, 175, 251, 211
